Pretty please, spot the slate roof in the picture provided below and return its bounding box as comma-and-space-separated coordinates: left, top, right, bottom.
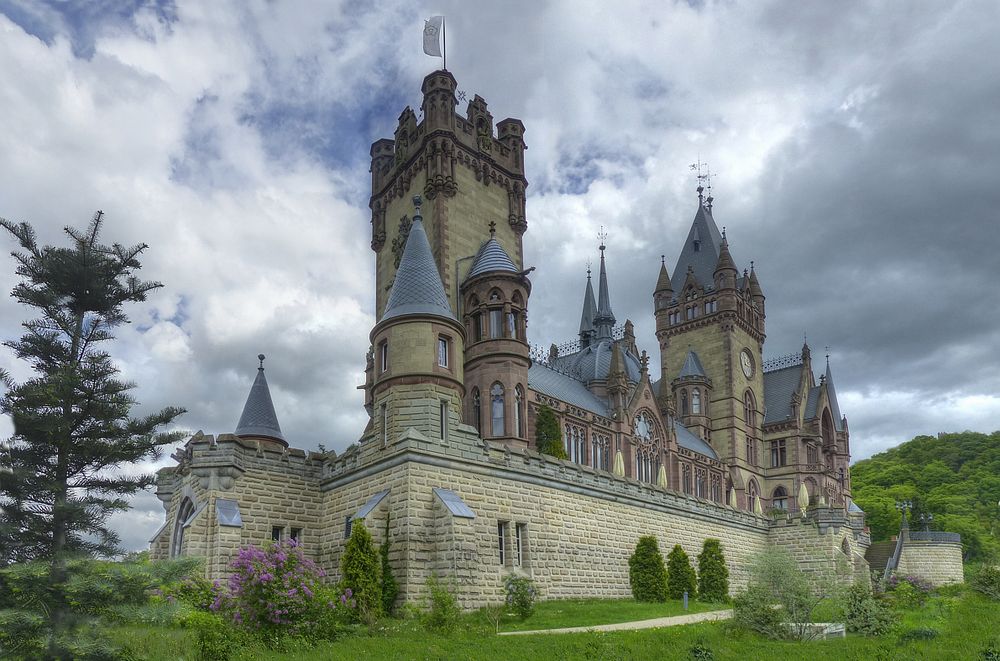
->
382, 217, 456, 321
673, 420, 719, 460
553, 339, 642, 383
670, 201, 727, 294
848, 501, 865, 514
593, 247, 616, 337
528, 362, 610, 416
804, 385, 822, 420
578, 272, 597, 336
678, 350, 707, 379
762, 364, 801, 425
235, 362, 285, 442
826, 363, 845, 431
466, 236, 518, 280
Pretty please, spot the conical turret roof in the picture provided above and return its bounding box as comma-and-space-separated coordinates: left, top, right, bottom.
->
654, 257, 673, 294
825, 360, 844, 431
235, 354, 285, 443
466, 233, 518, 280
594, 243, 616, 339
383, 207, 456, 322
749, 265, 763, 298
678, 350, 707, 379
714, 236, 737, 276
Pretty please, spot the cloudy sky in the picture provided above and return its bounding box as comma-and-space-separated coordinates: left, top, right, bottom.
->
1, 0, 998, 551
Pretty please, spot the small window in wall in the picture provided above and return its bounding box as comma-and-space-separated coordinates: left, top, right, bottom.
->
681, 390, 689, 416
437, 337, 449, 368
290, 527, 302, 542
379, 342, 388, 373
439, 400, 448, 440
498, 521, 508, 566
271, 526, 283, 542
381, 403, 389, 447
474, 313, 484, 341
515, 523, 527, 566
344, 517, 353, 539
490, 382, 505, 436
692, 389, 701, 414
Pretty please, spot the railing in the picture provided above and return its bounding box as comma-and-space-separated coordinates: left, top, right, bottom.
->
909, 531, 961, 543
530, 324, 628, 365
763, 353, 803, 372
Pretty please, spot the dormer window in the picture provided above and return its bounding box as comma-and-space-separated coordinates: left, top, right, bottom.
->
693, 240, 701, 252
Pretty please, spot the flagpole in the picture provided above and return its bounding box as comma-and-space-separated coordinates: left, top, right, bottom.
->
443, 17, 447, 70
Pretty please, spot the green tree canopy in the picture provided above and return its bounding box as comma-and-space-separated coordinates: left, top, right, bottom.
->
534, 404, 566, 459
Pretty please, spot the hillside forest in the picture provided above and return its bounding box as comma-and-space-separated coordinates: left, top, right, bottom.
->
850, 431, 1000, 560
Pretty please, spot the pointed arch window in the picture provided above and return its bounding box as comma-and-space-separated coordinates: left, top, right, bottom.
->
747, 479, 760, 511
681, 390, 689, 416
691, 389, 701, 415
514, 385, 525, 437
490, 383, 505, 436
682, 464, 692, 495
171, 497, 195, 558
471, 388, 482, 433
772, 486, 788, 511
744, 390, 757, 429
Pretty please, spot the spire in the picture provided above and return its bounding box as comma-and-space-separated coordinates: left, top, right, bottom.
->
235, 354, 286, 444
654, 255, 673, 295
578, 266, 597, 347
749, 261, 763, 300
825, 356, 845, 431
382, 196, 456, 321
594, 232, 616, 339
713, 234, 738, 288
671, 190, 727, 293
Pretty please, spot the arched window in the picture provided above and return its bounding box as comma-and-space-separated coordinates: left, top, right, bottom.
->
711, 475, 722, 502
744, 390, 756, 428
514, 385, 525, 437
171, 497, 195, 558
695, 467, 707, 498
471, 388, 481, 433
681, 390, 689, 416
747, 479, 760, 511
772, 486, 788, 511
692, 389, 701, 415
822, 409, 835, 447
682, 464, 692, 494
490, 383, 505, 436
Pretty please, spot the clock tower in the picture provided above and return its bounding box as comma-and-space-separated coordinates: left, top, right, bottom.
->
654, 187, 767, 507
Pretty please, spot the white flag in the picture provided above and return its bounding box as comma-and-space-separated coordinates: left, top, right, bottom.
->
423, 16, 443, 57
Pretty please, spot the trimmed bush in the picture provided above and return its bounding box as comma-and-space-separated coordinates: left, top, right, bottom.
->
697, 539, 729, 602
504, 574, 538, 620
629, 536, 668, 602
667, 544, 698, 600
339, 520, 383, 623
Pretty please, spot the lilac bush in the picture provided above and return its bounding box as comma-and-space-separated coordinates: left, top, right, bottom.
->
209, 540, 351, 641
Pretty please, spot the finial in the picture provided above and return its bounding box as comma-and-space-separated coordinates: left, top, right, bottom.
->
722, 226, 727, 240
488, 220, 496, 237
412, 195, 422, 219
661, 254, 665, 265
586, 258, 592, 277
598, 225, 608, 252
743, 268, 749, 278
258, 353, 266, 369
750, 260, 755, 271
825, 346, 830, 368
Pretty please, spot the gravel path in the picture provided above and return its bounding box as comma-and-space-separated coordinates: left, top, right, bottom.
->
499, 608, 734, 636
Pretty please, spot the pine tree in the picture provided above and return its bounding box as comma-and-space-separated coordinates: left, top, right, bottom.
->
666, 543, 697, 600
339, 519, 382, 621
534, 404, 567, 459
697, 538, 730, 602
0, 213, 185, 638
628, 535, 668, 602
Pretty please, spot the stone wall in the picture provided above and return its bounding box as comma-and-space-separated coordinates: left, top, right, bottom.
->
897, 536, 964, 586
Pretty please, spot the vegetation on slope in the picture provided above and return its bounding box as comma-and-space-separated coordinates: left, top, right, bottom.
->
851, 431, 1000, 560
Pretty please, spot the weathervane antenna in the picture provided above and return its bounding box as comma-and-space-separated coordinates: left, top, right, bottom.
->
598, 225, 608, 251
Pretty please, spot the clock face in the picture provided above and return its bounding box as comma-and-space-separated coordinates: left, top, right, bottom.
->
740, 349, 754, 378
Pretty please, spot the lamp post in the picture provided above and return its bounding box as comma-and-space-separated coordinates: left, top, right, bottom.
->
918, 512, 934, 532
895, 500, 912, 531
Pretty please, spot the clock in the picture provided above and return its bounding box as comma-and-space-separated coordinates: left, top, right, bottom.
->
740, 349, 754, 378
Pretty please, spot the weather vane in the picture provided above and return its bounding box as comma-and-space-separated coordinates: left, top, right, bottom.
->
598, 225, 608, 251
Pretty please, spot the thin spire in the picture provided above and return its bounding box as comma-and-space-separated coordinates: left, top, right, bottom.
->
594, 231, 616, 340
655, 255, 673, 294
578, 267, 597, 346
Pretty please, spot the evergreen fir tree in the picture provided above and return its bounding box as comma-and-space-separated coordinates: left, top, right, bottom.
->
339, 519, 382, 620
0, 212, 185, 643
666, 543, 697, 600
628, 535, 668, 602
534, 404, 567, 459
697, 538, 730, 602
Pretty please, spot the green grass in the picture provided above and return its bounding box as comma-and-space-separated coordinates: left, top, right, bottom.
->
498, 597, 724, 631
106, 590, 1000, 661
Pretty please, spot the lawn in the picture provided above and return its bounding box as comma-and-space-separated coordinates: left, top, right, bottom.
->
106, 590, 1000, 661
498, 596, 724, 632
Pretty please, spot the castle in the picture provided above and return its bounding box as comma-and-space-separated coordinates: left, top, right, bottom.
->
150, 70, 874, 602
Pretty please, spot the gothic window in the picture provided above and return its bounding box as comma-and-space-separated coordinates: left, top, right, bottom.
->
507, 311, 518, 339
711, 475, 722, 502
489, 309, 503, 339
471, 388, 481, 433
744, 390, 756, 428
490, 383, 505, 436
514, 385, 525, 437
474, 313, 484, 341
564, 424, 586, 464
772, 486, 789, 511
806, 443, 819, 465
591, 433, 610, 471
682, 464, 692, 495
695, 468, 707, 498
635, 450, 654, 483
171, 497, 195, 558
770, 439, 787, 467
747, 478, 760, 511
745, 436, 757, 466
681, 390, 689, 416
692, 389, 701, 415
